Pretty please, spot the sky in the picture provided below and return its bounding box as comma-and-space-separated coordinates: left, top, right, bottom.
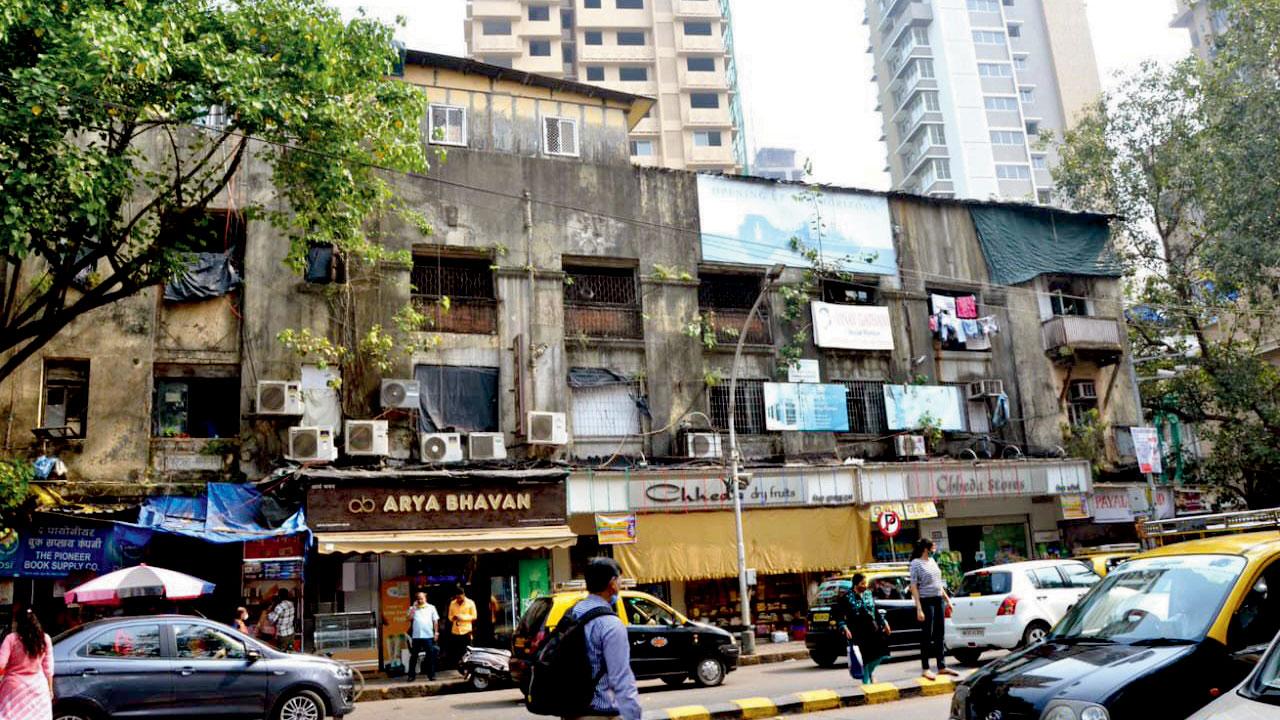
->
329, 0, 1191, 189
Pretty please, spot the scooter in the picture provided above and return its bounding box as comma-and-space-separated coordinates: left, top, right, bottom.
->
460, 645, 512, 691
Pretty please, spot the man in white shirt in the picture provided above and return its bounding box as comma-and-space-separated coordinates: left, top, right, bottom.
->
406, 591, 440, 682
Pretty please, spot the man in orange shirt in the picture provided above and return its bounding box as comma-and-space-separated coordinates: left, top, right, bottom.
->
446, 584, 477, 668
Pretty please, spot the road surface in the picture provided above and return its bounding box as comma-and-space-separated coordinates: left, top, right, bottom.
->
800, 694, 951, 720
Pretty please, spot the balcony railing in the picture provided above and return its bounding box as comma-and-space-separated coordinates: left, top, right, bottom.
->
1042, 315, 1123, 361
413, 296, 498, 335
565, 304, 643, 340
706, 308, 772, 346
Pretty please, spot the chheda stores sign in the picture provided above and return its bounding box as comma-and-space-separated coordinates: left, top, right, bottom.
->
307, 480, 567, 531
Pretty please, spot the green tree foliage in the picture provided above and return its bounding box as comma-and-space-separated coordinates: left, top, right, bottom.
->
0, 0, 427, 382
1052, 0, 1280, 506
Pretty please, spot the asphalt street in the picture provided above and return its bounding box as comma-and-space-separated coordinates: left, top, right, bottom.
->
353, 649, 993, 720
800, 694, 952, 720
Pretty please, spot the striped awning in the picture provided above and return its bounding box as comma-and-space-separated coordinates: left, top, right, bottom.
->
314, 525, 578, 555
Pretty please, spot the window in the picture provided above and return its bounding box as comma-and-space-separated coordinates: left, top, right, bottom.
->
967, 0, 999, 11
1013, 55, 1027, 70
1030, 567, 1068, 589
585, 30, 602, 45
42, 359, 88, 437
585, 66, 605, 81
543, 115, 579, 156
1007, 23, 1021, 37
699, 272, 770, 344
624, 596, 678, 626
709, 380, 767, 434
153, 366, 239, 438
917, 58, 935, 78
1037, 189, 1052, 205
690, 93, 719, 109
961, 572, 1013, 596
411, 254, 498, 334
617, 31, 646, 46
995, 164, 1031, 180
584, 0, 600, 7
1025, 120, 1041, 135
687, 56, 716, 72
529, 40, 551, 57
978, 63, 1012, 77
562, 42, 575, 62
415, 365, 499, 433
629, 140, 654, 156
927, 124, 947, 145
837, 380, 888, 435
619, 66, 648, 81
483, 56, 513, 68
1048, 277, 1088, 316
984, 96, 1019, 111
1067, 379, 1098, 427
562, 9, 574, 27
911, 26, 930, 45
683, 21, 713, 36
1062, 563, 1102, 589
175, 624, 247, 660
922, 92, 940, 111
616, 0, 643, 7
822, 279, 875, 306
693, 130, 722, 146
990, 130, 1024, 145
564, 265, 642, 339
428, 104, 467, 146
82, 624, 162, 658
972, 30, 1006, 45
528, 4, 550, 21
1032, 154, 1047, 170
933, 158, 951, 179
1019, 87, 1034, 103
571, 378, 642, 437
482, 19, 511, 35
1231, 562, 1280, 649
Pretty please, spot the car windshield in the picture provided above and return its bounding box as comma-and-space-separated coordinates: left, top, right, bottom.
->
1053, 554, 1246, 643
816, 579, 851, 605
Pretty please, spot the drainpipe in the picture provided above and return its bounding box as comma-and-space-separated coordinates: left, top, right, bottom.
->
523, 191, 536, 419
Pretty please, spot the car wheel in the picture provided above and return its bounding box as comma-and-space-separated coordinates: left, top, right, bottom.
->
274, 689, 326, 720
693, 657, 726, 687
809, 651, 838, 668
661, 675, 687, 687
54, 707, 99, 720
1021, 621, 1050, 647
952, 648, 984, 667
470, 673, 492, 692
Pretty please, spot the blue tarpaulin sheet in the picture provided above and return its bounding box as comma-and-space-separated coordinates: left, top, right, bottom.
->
138, 483, 307, 544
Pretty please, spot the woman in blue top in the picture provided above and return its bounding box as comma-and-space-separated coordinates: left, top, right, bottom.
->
835, 572, 891, 683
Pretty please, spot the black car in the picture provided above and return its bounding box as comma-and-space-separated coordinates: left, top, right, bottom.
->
805, 569, 922, 666
53, 615, 355, 720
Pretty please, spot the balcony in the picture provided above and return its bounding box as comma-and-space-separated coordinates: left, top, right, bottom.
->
675, 33, 723, 54
471, 34, 521, 54
678, 67, 729, 89
523, 19, 563, 38
519, 53, 563, 76
674, 0, 721, 17
565, 304, 643, 340
685, 106, 733, 127
1041, 315, 1124, 364
470, 0, 522, 18
413, 296, 499, 335
578, 43, 654, 63
688, 143, 735, 166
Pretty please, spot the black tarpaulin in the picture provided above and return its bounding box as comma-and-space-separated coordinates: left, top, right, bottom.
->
416, 365, 499, 433
164, 252, 242, 302
567, 367, 632, 388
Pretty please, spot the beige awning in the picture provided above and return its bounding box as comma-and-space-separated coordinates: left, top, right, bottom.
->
315, 525, 578, 555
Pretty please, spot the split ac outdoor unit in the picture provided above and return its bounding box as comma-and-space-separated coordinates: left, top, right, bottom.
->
684, 432, 723, 459
527, 411, 569, 446
345, 420, 389, 457
468, 432, 508, 461
381, 379, 421, 409
257, 380, 303, 415
894, 434, 927, 458
287, 426, 338, 463
966, 379, 1005, 400
1068, 381, 1098, 401
420, 433, 464, 463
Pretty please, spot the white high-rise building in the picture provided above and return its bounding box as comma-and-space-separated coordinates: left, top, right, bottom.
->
865, 0, 1101, 201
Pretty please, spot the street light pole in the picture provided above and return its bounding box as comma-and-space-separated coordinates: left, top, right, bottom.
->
727, 263, 784, 656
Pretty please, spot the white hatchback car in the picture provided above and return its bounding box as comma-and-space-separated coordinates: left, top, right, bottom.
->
945, 559, 1101, 666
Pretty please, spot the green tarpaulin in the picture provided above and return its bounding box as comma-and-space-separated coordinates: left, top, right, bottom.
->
969, 206, 1122, 285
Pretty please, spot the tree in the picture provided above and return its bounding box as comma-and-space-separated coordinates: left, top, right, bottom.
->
0, 0, 427, 383
1052, 0, 1280, 507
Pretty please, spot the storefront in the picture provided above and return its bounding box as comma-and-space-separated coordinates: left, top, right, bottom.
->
303, 468, 573, 672
1057, 483, 1148, 552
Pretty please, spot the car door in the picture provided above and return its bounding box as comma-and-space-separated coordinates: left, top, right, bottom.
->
1027, 566, 1077, 623
61, 621, 174, 716
622, 595, 685, 678
875, 575, 920, 647
171, 621, 270, 717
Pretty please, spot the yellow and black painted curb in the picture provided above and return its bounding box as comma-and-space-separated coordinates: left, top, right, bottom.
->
640, 676, 957, 720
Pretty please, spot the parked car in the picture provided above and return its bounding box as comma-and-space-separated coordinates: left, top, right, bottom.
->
1073, 543, 1142, 577
945, 559, 1100, 665
1188, 629, 1280, 718
510, 586, 739, 694
951, 533, 1280, 720
805, 563, 922, 667
52, 615, 356, 720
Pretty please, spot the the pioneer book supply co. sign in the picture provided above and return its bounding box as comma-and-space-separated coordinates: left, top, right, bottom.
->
307, 480, 567, 532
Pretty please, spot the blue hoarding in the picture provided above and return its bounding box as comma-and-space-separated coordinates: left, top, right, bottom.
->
763, 382, 850, 432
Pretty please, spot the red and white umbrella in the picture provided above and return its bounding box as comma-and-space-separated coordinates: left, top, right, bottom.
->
65, 564, 215, 606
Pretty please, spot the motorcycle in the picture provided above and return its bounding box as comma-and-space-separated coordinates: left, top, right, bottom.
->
460, 645, 512, 691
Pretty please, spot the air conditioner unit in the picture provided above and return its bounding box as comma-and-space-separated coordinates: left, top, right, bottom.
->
683, 432, 723, 459
287, 426, 338, 463
345, 420, 389, 457
380, 379, 421, 409
257, 381, 303, 415
1068, 381, 1098, 401
420, 432, 463, 463
527, 411, 569, 446
894, 434, 927, 458
468, 432, 508, 461
966, 379, 1005, 400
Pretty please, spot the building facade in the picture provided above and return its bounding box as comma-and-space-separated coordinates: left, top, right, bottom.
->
751, 146, 804, 181
464, 0, 746, 173
1171, 0, 1231, 61
864, 0, 1101, 202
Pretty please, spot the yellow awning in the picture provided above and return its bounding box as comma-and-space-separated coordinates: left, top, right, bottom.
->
315, 525, 578, 555
614, 507, 870, 583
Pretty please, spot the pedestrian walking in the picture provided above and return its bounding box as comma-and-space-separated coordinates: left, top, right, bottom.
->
909, 538, 956, 680
0, 608, 54, 720
835, 573, 891, 684
406, 591, 440, 682
446, 585, 477, 668
268, 589, 296, 652
562, 558, 641, 720
232, 606, 250, 635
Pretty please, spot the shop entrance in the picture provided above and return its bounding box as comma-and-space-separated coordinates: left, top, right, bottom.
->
948, 519, 1030, 572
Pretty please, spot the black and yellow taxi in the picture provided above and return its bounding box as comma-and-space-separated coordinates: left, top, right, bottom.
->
805, 563, 921, 666
1072, 543, 1141, 577
952, 524, 1280, 720
510, 583, 739, 693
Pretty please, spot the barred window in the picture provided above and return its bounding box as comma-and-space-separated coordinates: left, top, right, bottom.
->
835, 380, 887, 435
709, 380, 767, 434
543, 116, 579, 156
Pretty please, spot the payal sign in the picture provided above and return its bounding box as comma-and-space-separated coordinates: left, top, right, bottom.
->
628, 470, 855, 512
306, 481, 567, 532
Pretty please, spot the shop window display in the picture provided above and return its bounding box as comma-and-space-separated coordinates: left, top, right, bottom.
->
683, 574, 809, 639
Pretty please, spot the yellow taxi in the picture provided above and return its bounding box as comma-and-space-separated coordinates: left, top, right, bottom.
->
805, 563, 920, 666
1072, 543, 1141, 576
510, 583, 739, 693
952, 510, 1280, 720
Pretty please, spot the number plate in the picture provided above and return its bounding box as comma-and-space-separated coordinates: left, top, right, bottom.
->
811, 613, 829, 622
963, 628, 985, 637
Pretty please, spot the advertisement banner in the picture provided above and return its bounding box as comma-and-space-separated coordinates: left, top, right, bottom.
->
883, 385, 966, 431
763, 383, 850, 432
1130, 427, 1163, 475
0, 523, 147, 579
1090, 487, 1135, 524
595, 513, 637, 545
787, 359, 821, 383
902, 501, 939, 520
696, 175, 896, 275
379, 579, 411, 673
1060, 494, 1091, 520
518, 558, 551, 615
244, 534, 306, 560
811, 302, 895, 351
1152, 487, 1176, 520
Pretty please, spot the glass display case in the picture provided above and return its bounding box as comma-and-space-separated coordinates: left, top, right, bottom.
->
313, 611, 378, 666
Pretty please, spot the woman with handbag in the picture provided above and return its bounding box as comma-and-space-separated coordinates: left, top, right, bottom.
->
835, 573, 892, 684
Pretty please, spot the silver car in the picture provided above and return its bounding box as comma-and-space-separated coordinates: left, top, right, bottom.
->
1188, 630, 1280, 719
52, 615, 355, 720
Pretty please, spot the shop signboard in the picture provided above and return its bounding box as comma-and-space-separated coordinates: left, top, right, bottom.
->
307, 479, 567, 532
1130, 427, 1163, 475
628, 468, 855, 512
1059, 494, 1090, 520
787, 359, 821, 384
696, 175, 896, 275
882, 385, 966, 431
810, 302, 895, 351
859, 459, 1092, 502
763, 382, 850, 432
244, 534, 306, 560
902, 501, 939, 519
595, 513, 637, 545
1152, 487, 1176, 520
867, 502, 904, 521
0, 523, 146, 578
1176, 488, 1208, 515
1090, 487, 1135, 524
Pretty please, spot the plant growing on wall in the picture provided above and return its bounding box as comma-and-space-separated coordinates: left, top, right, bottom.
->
917, 411, 944, 454
0, 457, 33, 526
1061, 410, 1107, 479
0, 0, 428, 384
